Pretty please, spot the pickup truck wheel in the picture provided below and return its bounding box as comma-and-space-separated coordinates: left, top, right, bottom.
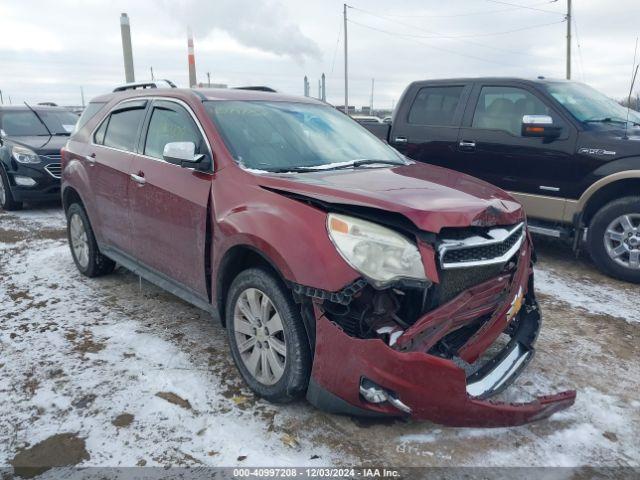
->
226, 268, 311, 403
66, 203, 115, 278
0, 166, 23, 211
587, 196, 640, 283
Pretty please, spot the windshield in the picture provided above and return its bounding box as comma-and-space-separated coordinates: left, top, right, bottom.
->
544, 82, 640, 124
0, 109, 79, 136
204, 101, 403, 172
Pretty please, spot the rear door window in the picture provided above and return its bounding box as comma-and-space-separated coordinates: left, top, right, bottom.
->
408, 86, 465, 126
95, 101, 147, 151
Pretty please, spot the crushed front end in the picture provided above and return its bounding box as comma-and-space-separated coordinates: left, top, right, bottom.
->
300, 221, 576, 427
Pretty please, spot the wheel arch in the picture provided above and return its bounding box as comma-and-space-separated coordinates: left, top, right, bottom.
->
62, 185, 86, 213
578, 171, 640, 225
215, 244, 289, 326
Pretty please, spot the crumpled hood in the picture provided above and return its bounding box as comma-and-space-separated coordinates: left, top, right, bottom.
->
253, 162, 524, 233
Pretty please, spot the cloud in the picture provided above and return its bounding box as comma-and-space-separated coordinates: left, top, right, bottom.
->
160, 0, 322, 63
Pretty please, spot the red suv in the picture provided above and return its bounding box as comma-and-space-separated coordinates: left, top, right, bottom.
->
60, 88, 575, 427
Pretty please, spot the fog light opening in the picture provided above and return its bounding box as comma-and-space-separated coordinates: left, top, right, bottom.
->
359, 378, 412, 414
14, 176, 36, 187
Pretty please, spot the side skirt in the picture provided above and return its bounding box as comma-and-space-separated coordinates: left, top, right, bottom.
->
100, 244, 218, 318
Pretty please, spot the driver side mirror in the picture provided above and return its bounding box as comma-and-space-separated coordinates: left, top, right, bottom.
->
163, 142, 209, 170
521, 115, 562, 139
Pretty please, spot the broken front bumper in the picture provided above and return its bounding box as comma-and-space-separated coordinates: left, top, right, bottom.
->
307, 276, 576, 428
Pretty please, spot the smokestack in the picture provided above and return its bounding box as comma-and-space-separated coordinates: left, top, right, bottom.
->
187, 27, 197, 88
120, 13, 135, 83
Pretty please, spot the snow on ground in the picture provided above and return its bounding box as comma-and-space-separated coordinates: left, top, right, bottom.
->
0, 216, 340, 467
1, 208, 639, 470
535, 266, 639, 324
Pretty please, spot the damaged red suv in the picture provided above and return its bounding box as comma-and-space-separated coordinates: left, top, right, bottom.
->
61, 88, 575, 427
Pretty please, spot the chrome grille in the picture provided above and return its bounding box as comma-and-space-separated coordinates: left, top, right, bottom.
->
438, 223, 525, 269
44, 163, 62, 179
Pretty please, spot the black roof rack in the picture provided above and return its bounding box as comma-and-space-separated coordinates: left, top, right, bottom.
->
232, 86, 277, 93
113, 79, 177, 92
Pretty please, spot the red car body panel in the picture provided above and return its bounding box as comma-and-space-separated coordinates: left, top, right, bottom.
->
60, 88, 576, 428
311, 313, 576, 428
251, 163, 524, 233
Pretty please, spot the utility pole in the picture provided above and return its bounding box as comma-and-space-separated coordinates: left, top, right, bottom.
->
150, 66, 155, 80
80, 87, 85, 107
343, 3, 349, 113
207, 72, 211, 87
120, 13, 135, 83
566, 0, 571, 80
0, 90, 3, 105
370, 78, 375, 112
321, 73, 326, 102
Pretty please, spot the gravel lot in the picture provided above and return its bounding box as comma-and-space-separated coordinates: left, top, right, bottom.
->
1, 205, 638, 470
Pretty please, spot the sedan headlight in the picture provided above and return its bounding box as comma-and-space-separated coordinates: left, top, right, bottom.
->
12, 145, 40, 164
327, 213, 426, 286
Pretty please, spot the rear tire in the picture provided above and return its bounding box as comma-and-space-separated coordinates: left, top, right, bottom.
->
225, 268, 311, 403
66, 203, 115, 277
0, 166, 23, 211
587, 196, 640, 284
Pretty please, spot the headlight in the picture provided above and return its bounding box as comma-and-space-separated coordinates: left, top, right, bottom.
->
12, 145, 40, 164
327, 213, 426, 286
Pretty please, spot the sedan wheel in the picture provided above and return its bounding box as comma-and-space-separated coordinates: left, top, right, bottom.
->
233, 288, 287, 386
70, 212, 90, 269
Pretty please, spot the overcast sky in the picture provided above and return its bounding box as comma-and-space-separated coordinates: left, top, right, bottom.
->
1, 0, 639, 109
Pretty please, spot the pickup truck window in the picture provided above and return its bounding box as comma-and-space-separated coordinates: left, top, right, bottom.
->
98, 106, 146, 152
407, 86, 464, 126
545, 81, 640, 124
472, 86, 551, 137
205, 101, 402, 172
144, 103, 203, 160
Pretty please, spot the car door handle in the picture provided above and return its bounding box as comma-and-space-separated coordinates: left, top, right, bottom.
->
85, 153, 96, 165
130, 173, 146, 185
459, 140, 476, 149
394, 136, 408, 144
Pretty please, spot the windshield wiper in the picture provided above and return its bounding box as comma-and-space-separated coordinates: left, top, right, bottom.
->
315, 159, 406, 171
584, 117, 635, 125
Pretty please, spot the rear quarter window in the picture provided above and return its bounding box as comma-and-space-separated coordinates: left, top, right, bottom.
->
73, 102, 106, 135
408, 86, 464, 126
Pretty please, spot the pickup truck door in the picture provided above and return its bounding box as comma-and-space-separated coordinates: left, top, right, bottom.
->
128, 99, 212, 299
389, 84, 471, 170
457, 83, 578, 198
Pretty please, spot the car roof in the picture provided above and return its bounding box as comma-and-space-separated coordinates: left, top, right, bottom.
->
90, 88, 325, 106
410, 77, 572, 86
0, 105, 73, 112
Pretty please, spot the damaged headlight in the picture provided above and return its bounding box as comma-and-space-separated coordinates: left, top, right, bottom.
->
327, 213, 426, 287
12, 145, 40, 164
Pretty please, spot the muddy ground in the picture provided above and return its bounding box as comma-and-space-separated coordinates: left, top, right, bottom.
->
0, 205, 638, 471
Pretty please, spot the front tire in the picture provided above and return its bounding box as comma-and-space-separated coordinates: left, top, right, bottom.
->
66, 203, 115, 277
225, 268, 311, 403
587, 196, 640, 283
0, 166, 23, 211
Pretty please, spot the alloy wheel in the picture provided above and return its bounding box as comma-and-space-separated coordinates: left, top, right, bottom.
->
604, 213, 640, 270
233, 288, 287, 386
70, 213, 90, 269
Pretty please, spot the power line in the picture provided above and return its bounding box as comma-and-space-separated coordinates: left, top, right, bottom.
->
346, 19, 521, 67
349, 6, 548, 57
347, 16, 565, 40
349, 1, 559, 18
485, 0, 563, 15
330, 16, 342, 75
